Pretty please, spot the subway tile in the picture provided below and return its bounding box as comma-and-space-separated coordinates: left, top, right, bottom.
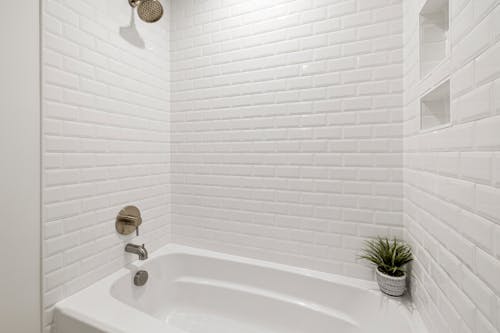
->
42, 0, 172, 329
452, 12, 491, 68
451, 61, 474, 97
476, 248, 500, 294
462, 266, 498, 325
454, 83, 492, 123
41, 1, 500, 332
494, 78, 500, 114
476, 184, 500, 222
476, 42, 500, 84
493, 153, 500, 186
460, 152, 492, 184
459, 210, 494, 253
475, 116, 500, 148
475, 311, 498, 333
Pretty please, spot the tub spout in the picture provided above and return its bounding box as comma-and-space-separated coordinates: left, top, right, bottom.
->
125, 243, 148, 260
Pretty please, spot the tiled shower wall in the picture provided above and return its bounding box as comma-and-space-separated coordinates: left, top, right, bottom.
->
403, 0, 500, 332
40, 0, 500, 332
170, 0, 404, 278
42, 0, 170, 329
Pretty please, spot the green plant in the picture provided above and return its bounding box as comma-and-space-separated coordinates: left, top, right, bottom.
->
360, 237, 413, 277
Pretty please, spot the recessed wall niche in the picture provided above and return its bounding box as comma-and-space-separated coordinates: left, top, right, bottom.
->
420, 80, 450, 131
419, 0, 449, 78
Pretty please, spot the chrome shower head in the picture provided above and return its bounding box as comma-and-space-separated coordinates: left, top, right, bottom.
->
129, 0, 164, 23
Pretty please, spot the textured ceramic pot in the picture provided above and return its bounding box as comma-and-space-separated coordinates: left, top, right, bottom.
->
375, 268, 406, 296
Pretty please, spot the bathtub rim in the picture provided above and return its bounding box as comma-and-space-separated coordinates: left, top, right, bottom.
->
52, 243, 428, 333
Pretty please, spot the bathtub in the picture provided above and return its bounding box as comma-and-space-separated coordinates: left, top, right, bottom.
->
52, 244, 428, 333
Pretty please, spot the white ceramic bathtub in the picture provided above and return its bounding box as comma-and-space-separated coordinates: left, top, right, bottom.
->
52, 244, 428, 333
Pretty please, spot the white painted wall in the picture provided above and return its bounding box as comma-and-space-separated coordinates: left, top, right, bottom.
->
403, 0, 500, 332
41, 0, 171, 330
0, 0, 41, 332
170, 0, 404, 279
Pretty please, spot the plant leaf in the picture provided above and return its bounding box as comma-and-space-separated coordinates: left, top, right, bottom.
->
359, 237, 413, 277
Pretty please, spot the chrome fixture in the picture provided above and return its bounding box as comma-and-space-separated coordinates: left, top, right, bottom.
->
125, 243, 149, 260
116, 205, 142, 236
128, 0, 164, 23
134, 270, 149, 286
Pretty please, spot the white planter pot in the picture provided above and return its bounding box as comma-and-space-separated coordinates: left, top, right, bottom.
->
375, 268, 406, 296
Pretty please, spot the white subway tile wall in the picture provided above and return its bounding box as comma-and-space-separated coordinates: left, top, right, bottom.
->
40, 0, 500, 332
42, 0, 171, 330
170, 0, 404, 278
404, 0, 500, 332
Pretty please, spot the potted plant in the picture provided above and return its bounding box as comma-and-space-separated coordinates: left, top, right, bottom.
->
360, 237, 413, 296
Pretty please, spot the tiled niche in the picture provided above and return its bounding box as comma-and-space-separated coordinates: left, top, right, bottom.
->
419, 0, 449, 78
420, 80, 450, 131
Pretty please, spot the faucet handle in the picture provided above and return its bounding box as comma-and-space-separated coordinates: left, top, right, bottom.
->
115, 206, 142, 236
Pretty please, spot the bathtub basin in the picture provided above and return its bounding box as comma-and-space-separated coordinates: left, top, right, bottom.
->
52, 244, 428, 333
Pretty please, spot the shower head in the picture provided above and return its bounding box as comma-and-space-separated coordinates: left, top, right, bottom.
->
128, 0, 164, 23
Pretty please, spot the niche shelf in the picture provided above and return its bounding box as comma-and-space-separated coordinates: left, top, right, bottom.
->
419, 0, 449, 78
420, 80, 450, 131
